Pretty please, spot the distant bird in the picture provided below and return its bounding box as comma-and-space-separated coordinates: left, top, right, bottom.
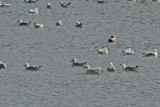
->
142, 49, 158, 57
123, 48, 135, 55
0, 62, 6, 69
70, 59, 87, 67
47, 3, 52, 9
76, 22, 84, 28
0, 1, 11, 7
59, 1, 71, 8
108, 35, 116, 43
24, 63, 42, 71
152, 0, 160, 2
120, 64, 138, 71
17, 19, 31, 26
97, 0, 105, 4
107, 62, 116, 72
25, 0, 38, 3
97, 47, 108, 54
28, 8, 38, 13
56, 20, 63, 26
34, 23, 43, 28
83, 65, 102, 74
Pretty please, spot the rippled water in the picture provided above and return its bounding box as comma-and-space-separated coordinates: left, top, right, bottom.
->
0, 0, 160, 107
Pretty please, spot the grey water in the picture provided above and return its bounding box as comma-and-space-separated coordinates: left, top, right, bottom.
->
0, 0, 160, 106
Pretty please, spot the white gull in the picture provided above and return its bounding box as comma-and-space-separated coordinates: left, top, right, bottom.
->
97, 47, 108, 54
83, 65, 102, 74
70, 59, 87, 67
107, 62, 116, 72
24, 63, 42, 71
142, 49, 158, 57
120, 64, 138, 71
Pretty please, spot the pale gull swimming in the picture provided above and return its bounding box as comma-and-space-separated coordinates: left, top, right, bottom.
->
59, 1, 71, 8
107, 62, 116, 72
0, 1, 11, 7
83, 65, 102, 74
17, 19, 31, 26
120, 64, 138, 71
28, 8, 38, 13
108, 35, 116, 43
34, 23, 43, 28
76, 21, 84, 28
97, 47, 108, 54
123, 48, 135, 55
0, 62, 6, 69
24, 63, 42, 71
142, 49, 158, 57
47, 3, 52, 9
70, 59, 87, 67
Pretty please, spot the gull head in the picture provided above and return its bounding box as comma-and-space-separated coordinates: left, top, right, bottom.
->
70, 59, 77, 63
83, 65, 90, 70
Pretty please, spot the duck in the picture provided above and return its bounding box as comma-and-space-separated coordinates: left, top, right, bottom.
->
34, 23, 43, 28
107, 62, 116, 72
123, 48, 135, 55
76, 21, 84, 28
70, 59, 87, 67
83, 65, 102, 74
28, 8, 38, 13
97, 0, 105, 4
17, 19, 31, 26
120, 64, 138, 71
0, 1, 11, 7
0, 62, 6, 69
97, 47, 108, 54
26, 0, 38, 3
108, 35, 116, 43
24, 63, 42, 71
142, 49, 158, 57
59, 1, 71, 8
47, 3, 52, 9
56, 20, 63, 26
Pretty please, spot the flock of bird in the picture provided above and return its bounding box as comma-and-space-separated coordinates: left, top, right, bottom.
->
70, 35, 158, 74
0, 0, 159, 73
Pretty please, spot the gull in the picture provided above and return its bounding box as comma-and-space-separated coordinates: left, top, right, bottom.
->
56, 20, 62, 26
34, 23, 43, 28
24, 63, 42, 71
26, 0, 38, 3
123, 48, 135, 55
83, 65, 102, 74
0, 62, 6, 69
107, 62, 116, 72
59, 1, 71, 8
0, 1, 11, 7
108, 35, 116, 43
47, 3, 52, 9
142, 49, 158, 57
76, 21, 84, 28
120, 64, 138, 71
97, 47, 108, 54
70, 59, 87, 67
17, 19, 31, 26
28, 8, 38, 13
